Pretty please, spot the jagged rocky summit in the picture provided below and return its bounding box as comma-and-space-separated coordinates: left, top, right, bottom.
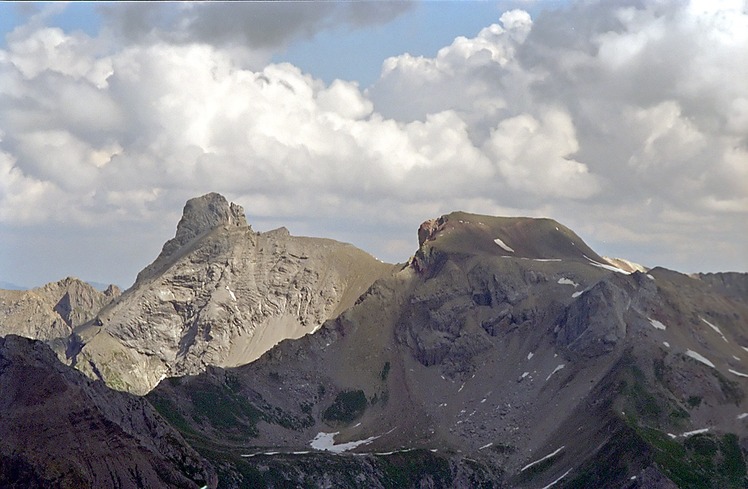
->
69, 193, 397, 394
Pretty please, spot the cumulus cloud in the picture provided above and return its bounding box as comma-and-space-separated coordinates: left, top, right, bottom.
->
1, 0, 747, 287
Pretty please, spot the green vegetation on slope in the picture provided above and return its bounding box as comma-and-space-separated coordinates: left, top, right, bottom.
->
322, 390, 367, 424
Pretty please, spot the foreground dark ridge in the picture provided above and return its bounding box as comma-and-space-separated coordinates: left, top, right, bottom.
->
0, 335, 216, 488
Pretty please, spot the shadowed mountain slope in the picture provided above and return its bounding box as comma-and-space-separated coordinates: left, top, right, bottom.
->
0, 335, 216, 489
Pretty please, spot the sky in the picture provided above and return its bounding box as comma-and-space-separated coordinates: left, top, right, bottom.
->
0, 0, 746, 289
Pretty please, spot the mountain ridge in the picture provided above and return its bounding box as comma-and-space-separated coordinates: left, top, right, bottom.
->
145, 204, 747, 487
1, 193, 746, 488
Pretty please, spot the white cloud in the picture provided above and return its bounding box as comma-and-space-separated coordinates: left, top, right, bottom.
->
1, 0, 747, 287
485, 109, 600, 199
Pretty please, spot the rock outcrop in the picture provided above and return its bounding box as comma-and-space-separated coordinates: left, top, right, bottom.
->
0, 277, 119, 359
0, 335, 215, 489
72, 193, 397, 394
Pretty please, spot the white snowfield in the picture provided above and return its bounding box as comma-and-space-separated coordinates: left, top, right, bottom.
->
310, 431, 380, 453
685, 350, 715, 368
648, 318, 667, 331
494, 237, 514, 253
521, 446, 565, 472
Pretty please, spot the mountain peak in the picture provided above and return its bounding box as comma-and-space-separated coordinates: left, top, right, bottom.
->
414, 211, 606, 264
174, 192, 248, 244
136, 193, 249, 283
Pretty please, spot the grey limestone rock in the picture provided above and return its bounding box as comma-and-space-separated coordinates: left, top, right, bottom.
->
73, 193, 395, 394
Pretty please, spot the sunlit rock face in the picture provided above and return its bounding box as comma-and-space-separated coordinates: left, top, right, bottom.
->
70, 193, 396, 394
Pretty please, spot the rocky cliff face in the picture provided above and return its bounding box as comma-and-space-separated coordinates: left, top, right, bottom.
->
149, 212, 748, 488
71, 193, 396, 394
0, 277, 119, 358
0, 335, 215, 489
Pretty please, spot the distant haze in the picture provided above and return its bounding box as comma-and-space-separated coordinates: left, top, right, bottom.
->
0, 1, 746, 288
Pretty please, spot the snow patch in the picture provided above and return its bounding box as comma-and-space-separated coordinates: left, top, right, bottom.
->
647, 274, 655, 280
743, 347, 748, 354
682, 428, 710, 437
541, 469, 572, 489
521, 446, 565, 472
546, 364, 565, 382
737, 413, 748, 420
701, 318, 728, 342
225, 285, 237, 301
375, 448, 416, 456
649, 318, 667, 331
527, 352, 534, 360
521, 372, 530, 379
310, 432, 380, 453
557, 277, 578, 287
479, 442, 493, 450
603, 256, 647, 273
728, 369, 748, 378
663, 342, 670, 348
667, 433, 677, 439
733, 355, 741, 362
571, 291, 584, 298
685, 350, 715, 368
583, 255, 630, 274
494, 237, 514, 253
241, 451, 281, 458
